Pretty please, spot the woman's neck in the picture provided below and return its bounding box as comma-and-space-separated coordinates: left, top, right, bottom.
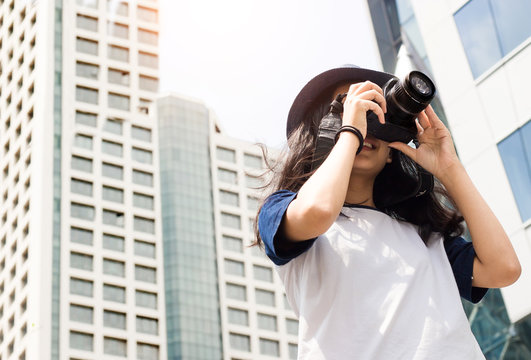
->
344, 174, 375, 207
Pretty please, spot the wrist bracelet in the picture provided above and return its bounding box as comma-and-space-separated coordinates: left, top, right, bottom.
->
334, 125, 365, 154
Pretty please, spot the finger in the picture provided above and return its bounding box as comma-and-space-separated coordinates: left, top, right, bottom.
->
415, 119, 424, 136
361, 99, 385, 124
388, 142, 417, 161
358, 89, 387, 113
426, 105, 447, 129
352, 80, 384, 97
418, 110, 431, 130
348, 83, 364, 95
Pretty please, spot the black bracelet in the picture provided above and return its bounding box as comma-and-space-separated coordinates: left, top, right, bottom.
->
334, 125, 365, 154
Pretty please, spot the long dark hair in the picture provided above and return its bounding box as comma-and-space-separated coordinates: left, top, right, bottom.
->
253, 84, 464, 246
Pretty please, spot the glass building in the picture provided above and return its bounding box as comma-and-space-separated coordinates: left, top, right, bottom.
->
367, 0, 531, 358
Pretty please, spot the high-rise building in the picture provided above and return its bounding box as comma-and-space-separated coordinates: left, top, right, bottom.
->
0, 0, 166, 359
366, 0, 531, 357
157, 94, 299, 359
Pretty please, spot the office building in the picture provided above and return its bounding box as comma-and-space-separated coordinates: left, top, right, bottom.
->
366, 0, 531, 357
0, 0, 166, 358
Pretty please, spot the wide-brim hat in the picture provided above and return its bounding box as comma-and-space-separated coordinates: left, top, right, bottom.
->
286, 65, 395, 138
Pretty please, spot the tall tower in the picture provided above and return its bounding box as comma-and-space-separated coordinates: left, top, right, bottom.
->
0, 0, 166, 359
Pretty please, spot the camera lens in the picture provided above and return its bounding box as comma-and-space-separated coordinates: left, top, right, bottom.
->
410, 75, 432, 97
405, 71, 435, 101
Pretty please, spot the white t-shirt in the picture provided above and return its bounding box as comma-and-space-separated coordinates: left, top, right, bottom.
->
274, 206, 485, 359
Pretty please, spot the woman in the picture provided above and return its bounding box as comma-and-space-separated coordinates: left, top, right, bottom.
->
255, 66, 520, 359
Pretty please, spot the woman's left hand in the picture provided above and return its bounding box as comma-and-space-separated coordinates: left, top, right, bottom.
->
388, 105, 461, 182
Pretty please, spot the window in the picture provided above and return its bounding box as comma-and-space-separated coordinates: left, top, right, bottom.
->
102, 185, 124, 203
102, 140, 123, 157
135, 265, 156, 283
134, 240, 155, 258
132, 147, 153, 164
70, 331, 93, 351
103, 209, 124, 227
136, 290, 157, 309
103, 233, 125, 252
247, 196, 260, 211
244, 153, 262, 168
139, 74, 158, 92
253, 265, 273, 282
108, 92, 130, 111
132, 126, 151, 141
137, 6, 158, 22
104, 310, 126, 329
137, 343, 159, 360
76, 37, 98, 55
71, 203, 95, 221
221, 212, 241, 229
133, 169, 153, 186
76, 14, 98, 31
218, 168, 238, 184
71, 178, 93, 196
104, 118, 123, 134
223, 235, 243, 253
70, 304, 93, 324
138, 28, 158, 45
498, 121, 531, 221
257, 313, 277, 331
289, 343, 298, 359
216, 146, 236, 162
70, 252, 93, 271
226, 283, 246, 301
133, 192, 154, 209
102, 162, 123, 180
260, 338, 280, 356
134, 216, 155, 233
76, 86, 98, 104
224, 259, 244, 276
70, 277, 93, 297
108, 68, 130, 86
228, 308, 248, 326
76, 0, 98, 9
76, 61, 99, 80
219, 190, 239, 207
286, 318, 299, 335
104, 337, 127, 357
108, 44, 129, 62
103, 258, 125, 277
72, 156, 92, 173
74, 133, 93, 150
454, 0, 531, 78
103, 284, 125, 303
107, 22, 128, 39
138, 51, 158, 68
75, 111, 97, 127
108, 0, 128, 16
229, 333, 250, 352
71, 227, 93, 245
255, 288, 275, 306
136, 316, 158, 335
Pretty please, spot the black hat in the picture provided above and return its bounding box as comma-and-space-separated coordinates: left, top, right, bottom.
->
286, 65, 394, 139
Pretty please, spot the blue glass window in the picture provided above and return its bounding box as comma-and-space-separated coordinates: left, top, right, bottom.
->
498, 121, 531, 221
454, 0, 531, 78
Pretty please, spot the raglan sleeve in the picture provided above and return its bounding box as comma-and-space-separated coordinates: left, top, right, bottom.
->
258, 190, 317, 266
444, 236, 489, 303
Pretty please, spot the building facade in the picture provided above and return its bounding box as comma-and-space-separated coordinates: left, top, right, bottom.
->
367, 0, 531, 357
157, 94, 299, 359
0, 0, 166, 358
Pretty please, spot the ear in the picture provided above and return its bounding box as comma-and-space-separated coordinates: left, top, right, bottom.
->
386, 149, 393, 163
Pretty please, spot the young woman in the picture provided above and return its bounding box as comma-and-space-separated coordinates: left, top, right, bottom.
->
255, 66, 521, 359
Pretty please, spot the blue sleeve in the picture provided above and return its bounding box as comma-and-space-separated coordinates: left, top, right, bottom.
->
444, 236, 488, 303
258, 190, 317, 265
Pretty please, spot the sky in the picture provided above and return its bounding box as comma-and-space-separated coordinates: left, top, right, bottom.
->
159, 0, 382, 148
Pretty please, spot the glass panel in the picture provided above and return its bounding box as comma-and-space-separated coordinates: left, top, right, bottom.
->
137, 6, 158, 22
132, 126, 151, 141
247, 196, 260, 211
104, 337, 127, 356
286, 318, 299, 335
103, 233, 125, 252
229, 333, 250, 352
70, 331, 93, 351
107, 22, 128, 39
104, 118, 123, 134
71, 203, 95, 221
71, 227, 93, 245
76, 14, 98, 31
70, 278, 93, 297
255, 289, 275, 306
76, 37, 98, 55
103, 284, 125, 303
490, 0, 531, 55
219, 190, 239, 207
76, 0, 98, 9
216, 147, 236, 162
245, 174, 261, 188
108, 92, 130, 111
223, 235, 243, 253
454, 0, 502, 78
136, 316, 158, 335
76, 86, 98, 104
104, 310, 126, 329
133, 169, 153, 186
135, 265, 156, 283
221, 212, 240, 229
260, 338, 279, 356
136, 290, 157, 309
137, 343, 159, 360
71, 178, 93, 196
134, 240, 156, 258
253, 265, 273, 282
138, 28, 158, 45
108, 44, 129, 62
74, 133, 93, 150
102, 186, 124, 203
244, 153, 262, 168
103, 258, 125, 277
224, 259, 244, 276
102, 140, 123, 157
108, 0, 128, 16
102, 209, 124, 227
133, 192, 154, 210
228, 308, 248, 326
76, 61, 99, 80
70, 252, 93, 271
102, 162, 123, 180
218, 168, 238, 184
226, 283, 246, 301
75, 111, 97, 127
139, 75, 159, 92
289, 343, 298, 360
70, 304, 93, 324
134, 216, 155, 233
138, 51, 158, 68
108, 68, 130, 86
257, 313, 277, 331
132, 147, 153, 164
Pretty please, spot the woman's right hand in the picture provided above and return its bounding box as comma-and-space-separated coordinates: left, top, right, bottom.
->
341, 81, 387, 137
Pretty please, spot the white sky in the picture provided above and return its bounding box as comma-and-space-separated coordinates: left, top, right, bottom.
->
159, 0, 382, 148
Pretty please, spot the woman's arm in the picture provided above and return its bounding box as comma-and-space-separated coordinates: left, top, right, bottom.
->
283, 81, 387, 241
390, 106, 521, 288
